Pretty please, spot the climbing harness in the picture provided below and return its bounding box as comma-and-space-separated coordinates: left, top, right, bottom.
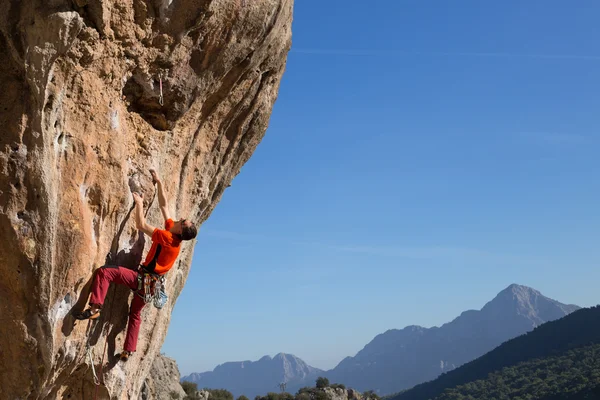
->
154, 287, 168, 309
136, 267, 169, 309
153, 277, 169, 309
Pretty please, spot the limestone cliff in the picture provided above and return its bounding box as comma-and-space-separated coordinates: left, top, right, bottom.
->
322, 387, 376, 400
140, 354, 186, 400
0, 0, 292, 398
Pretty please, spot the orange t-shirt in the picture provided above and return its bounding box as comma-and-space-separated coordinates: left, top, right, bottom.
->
142, 219, 182, 275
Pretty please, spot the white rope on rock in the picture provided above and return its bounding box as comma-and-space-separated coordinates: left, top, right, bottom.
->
86, 344, 100, 386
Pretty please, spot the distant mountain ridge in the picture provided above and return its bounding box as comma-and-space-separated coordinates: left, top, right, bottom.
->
390, 305, 600, 400
182, 284, 580, 398
326, 284, 580, 394
182, 353, 324, 399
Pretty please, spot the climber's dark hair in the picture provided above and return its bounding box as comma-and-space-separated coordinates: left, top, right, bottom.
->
181, 222, 198, 241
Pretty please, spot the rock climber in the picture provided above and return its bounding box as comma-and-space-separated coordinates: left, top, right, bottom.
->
73, 169, 198, 361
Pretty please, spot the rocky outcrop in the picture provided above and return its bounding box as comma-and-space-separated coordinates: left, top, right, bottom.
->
194, 390, 211, 400
303, 387, 378, 400
322, 387, 363, 400
0, 0, 292, 399
140, 353, 186, 400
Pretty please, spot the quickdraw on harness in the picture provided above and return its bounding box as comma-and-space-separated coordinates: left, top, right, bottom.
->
136, 266, 168, 309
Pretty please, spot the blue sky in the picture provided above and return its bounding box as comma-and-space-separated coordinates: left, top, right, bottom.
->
163, 0, 600, 375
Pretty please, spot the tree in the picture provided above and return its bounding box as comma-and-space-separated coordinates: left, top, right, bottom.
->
181, 381, 199, 398
206, 388, 234, 400
314, 391, 329, 400
238, 396, 249, 400
297, 387, 312, 396
363, 390, 380, 400
316, 377, 330, 389
296, 392, 311, 400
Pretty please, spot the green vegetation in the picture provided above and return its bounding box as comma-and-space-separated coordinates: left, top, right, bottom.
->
392, 306, 600, 400
295, 386, 329, 400
437, 344, 600, 399
363, 391, 380, 400
315, 377, 330, 389
185, 377, 379, 400
255, 392, 295, 400
182, 381, 199, 399
206, 389, 235, 400
180, 382, 236, 400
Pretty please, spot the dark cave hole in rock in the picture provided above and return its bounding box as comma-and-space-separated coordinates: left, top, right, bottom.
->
122, 76, 171, 131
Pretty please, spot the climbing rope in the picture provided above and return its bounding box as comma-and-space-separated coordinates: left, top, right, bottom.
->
86, 344, 100, 386
93, 285, 118, 400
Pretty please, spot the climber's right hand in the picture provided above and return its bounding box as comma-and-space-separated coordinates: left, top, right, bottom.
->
149, 169, 160, 185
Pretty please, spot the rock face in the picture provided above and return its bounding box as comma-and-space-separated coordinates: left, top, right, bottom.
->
0, 0, 292, 398
322, 387, 375, 400
140, 353, 187, 400
182, 353, 325, 399
326, 284, 580, 395
195, 390, 211, 400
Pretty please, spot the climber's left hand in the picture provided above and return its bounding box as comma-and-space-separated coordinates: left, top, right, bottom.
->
132, 192, 143, 205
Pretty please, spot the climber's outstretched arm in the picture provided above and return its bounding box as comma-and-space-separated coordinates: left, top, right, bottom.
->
150, 169, 171, 222
133, 192, 156, 236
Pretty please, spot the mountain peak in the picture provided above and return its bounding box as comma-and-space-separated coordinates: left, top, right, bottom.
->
482, 284, 580, 325
183, 353, 324, 399
502, 283, 540, 294
490, 283, 542, 306
328, 284, 580, 395
275, 353, 303, 366
494, 284, 542, 305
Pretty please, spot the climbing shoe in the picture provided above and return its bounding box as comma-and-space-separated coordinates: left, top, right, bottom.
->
119, 351, 132, 362
73, 308, 101, 320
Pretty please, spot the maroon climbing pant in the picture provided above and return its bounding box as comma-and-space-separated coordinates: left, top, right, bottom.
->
89, 265, 145, 353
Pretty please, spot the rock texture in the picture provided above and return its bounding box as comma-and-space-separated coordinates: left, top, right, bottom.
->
195, 390, 211, 400
0, 0, 292, 399
322, 387, 376, 400
182, 353, 325, 399
140, 353, 186, 400
326, 284, 580, 395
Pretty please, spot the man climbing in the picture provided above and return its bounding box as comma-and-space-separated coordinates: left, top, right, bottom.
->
74, 169, 198, 361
